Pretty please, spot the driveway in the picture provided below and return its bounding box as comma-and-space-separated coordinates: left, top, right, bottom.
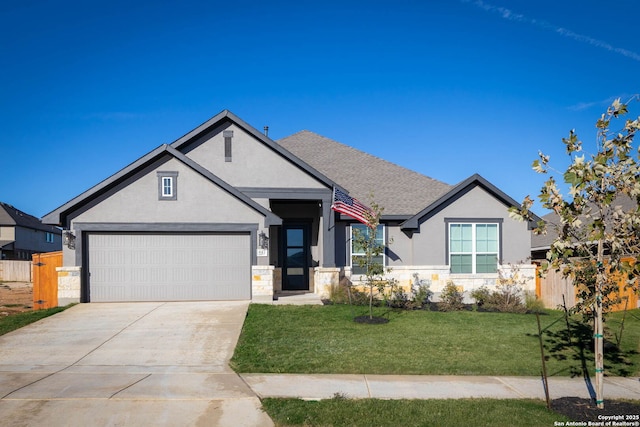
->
0, 302, 274, 427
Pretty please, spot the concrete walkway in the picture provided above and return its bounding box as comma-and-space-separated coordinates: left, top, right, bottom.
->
242, 373, 640, 401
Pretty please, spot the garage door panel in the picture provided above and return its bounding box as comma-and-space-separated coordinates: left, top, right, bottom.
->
88, 233, 251, 302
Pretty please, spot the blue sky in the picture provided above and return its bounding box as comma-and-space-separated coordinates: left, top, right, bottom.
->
1, 0, 639, 218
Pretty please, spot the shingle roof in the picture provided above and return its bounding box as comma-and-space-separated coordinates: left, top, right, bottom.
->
0, 202, 61, 233
531, 196, 639, 250
277, 130, 453, 216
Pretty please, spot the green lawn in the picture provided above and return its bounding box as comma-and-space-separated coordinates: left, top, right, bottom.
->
262, 398, 572, 427
0, 306, 70, 336
231, 304, 640, 376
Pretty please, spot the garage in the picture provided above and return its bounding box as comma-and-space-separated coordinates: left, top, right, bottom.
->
87, 233, 251, 302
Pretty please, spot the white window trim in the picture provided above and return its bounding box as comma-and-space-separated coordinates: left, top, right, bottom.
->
448, 221, 500, 275
157, 171, 178, 201
162, 176, 174, 197
349, 223, 386, 277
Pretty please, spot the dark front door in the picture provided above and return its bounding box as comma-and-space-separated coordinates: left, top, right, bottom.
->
282, 223, 310, 291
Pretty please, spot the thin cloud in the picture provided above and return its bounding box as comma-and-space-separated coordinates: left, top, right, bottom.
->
81, 112, 145, 121
568, 93, 636, 112
463, 0, 640, 62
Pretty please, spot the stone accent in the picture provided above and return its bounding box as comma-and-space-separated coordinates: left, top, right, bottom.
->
313, 267, 340, 299
57, 266, 81, 305
252, 265, 274, 299
344, 264, 537, 303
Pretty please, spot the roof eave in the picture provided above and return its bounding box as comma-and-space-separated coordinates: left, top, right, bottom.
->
401, 173, 542, 231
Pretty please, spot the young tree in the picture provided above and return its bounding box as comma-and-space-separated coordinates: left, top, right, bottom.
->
352, 200, 388, 320
510, 96, 640, 409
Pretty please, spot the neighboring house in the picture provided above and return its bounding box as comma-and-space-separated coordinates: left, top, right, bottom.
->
0, 202, 62, 260
43, 110, 540, 304
531, 198, 640, 310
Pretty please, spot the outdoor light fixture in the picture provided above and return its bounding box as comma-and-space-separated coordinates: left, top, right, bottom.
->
63, 231, 76, 250
258, 231, 269, 250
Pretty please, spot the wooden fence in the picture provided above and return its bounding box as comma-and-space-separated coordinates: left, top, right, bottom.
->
32, 252, 62, 309
536, 260, 639, 312
0, 260, 32, 282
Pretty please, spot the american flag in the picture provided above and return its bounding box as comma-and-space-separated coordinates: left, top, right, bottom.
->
331, 187, 374, 226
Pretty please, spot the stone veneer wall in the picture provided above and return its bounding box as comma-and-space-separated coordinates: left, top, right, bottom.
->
313, 267, 341, 299
57, 266, 81, 306
252, 265, 274, 298
343, 264, 537, 303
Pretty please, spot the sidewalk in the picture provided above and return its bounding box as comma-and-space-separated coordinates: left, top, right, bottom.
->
241, 374, 640, 401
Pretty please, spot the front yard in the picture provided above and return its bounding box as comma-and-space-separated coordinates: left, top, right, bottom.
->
231, 304, 640, 377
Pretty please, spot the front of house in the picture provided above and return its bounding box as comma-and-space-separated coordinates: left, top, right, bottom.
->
43, 111, 538, 305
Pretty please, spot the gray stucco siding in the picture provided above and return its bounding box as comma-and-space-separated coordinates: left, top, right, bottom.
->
185, 124, 327, 190
69, 158, 267, 225
63, 158, 268, 267
412, 186, 530, 265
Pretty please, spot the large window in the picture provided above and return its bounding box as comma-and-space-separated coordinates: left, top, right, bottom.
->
350, 224, 385, 275
449, 222, 499, 274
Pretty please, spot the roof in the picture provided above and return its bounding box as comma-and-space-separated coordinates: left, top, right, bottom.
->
0, 202, 60, 233
531, 195, 639, 251
277, 130, 453, 217
42, 145, 282, 227
401, 174, 542, 230
171, 110, 339, 191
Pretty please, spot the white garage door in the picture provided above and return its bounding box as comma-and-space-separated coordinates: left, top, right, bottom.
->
88, 233, 251, 302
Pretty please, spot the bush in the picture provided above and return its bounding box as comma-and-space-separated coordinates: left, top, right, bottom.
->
439, 281, 465, 311
489, 266, 528, 313
471, 286, 491, 308
411, 274, 433, 309
524, 291, 545, 313
328, 278, 369, 306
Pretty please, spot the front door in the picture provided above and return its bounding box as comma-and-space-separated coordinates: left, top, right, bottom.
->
282, 223, 310, 291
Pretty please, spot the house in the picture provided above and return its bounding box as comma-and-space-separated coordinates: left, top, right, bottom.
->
531, 198, 640, 310
0, 202, 62, 260
43, 110, 539, 305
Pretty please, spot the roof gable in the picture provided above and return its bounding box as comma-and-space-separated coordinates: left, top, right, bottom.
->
401, 174, 541, 230
171, 110, 338, 190
42, 145, 281, 227
277, 130, 453, 216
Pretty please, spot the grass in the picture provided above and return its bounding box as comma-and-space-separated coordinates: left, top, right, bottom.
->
231, 304, 640, 376
261, 397, 572, 427
0, 306, 70, 336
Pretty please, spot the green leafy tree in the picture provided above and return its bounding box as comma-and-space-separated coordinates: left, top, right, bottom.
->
510, 96, 640, 409
352, 199, 391, 319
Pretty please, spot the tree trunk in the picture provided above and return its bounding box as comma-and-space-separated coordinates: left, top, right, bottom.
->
595, 239, 605, 409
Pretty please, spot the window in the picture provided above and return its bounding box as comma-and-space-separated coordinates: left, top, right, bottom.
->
350, 224, 385, 275
449, 222, 499, 274
162, 177, 173, 197
157, 171, 178, 200
45, 232, 54, 243
223, 130, 233, 162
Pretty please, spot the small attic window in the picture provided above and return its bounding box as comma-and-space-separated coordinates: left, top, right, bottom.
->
224, 130, 233, 162
157, 171, 178, 201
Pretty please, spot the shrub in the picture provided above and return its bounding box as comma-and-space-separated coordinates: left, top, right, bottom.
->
385, 283, 410, 308
524, 290, 545, 313
439, 281, 465, 311
489, 266, 528, 313
411, 274, 433, 309
471, 286, 491, 308
329, 278, 369, 306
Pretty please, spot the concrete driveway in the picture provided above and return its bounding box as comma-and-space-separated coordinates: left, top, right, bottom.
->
0, 301, 274, 427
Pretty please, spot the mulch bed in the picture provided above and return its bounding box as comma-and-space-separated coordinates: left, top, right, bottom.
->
551, 397, 640, 422
353, 315, 389, 324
